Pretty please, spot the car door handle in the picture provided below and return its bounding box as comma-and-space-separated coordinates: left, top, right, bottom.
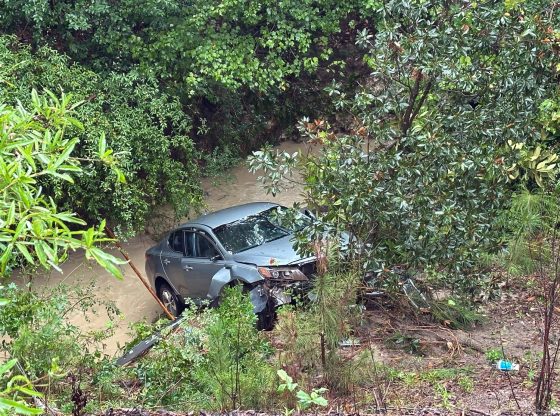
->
163, 259, 170, 265
183, 265, 193, 271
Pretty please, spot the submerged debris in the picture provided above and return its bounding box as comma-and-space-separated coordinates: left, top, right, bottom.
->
115, 316, 187, 366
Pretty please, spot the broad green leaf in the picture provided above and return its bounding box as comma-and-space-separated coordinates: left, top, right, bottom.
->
0, 359, 17, 376
0, 398, 43, 415
45, 170, 74, 183
296, 390, 311, 402
5, 202, 15, 226
51, 138, 78, 169
98, 133, 107, 157
115, 168, 126, 184
312, 396, 328, 406
15, 243, 34, 264
34, 242, 47, 266
530, 146, 542, 161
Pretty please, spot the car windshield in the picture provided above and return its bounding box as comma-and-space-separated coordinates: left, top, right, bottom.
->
265, 206, 312, 233
213, 207, 293, 253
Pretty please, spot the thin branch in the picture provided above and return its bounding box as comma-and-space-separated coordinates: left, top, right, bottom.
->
401, 71, 422, 135
500, 341, 521, 411
409, 77, 434, 129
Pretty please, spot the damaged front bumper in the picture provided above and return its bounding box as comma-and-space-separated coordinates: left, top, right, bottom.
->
249, 283, 297, 313
249, 273, 311, 313
248, 284, 270, 313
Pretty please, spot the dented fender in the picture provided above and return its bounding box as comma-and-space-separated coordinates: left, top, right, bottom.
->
207, 267, 233, 299
207, 265, 268, 313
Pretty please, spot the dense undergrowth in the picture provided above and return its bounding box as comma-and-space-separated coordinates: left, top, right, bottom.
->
0, 0, 364, 235
0, 270, 438, 413
0, 36, 204, 234
0, 251, 548, 414
0, 278, 363, 413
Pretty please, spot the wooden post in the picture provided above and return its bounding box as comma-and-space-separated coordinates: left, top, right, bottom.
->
105, 227, 174, 320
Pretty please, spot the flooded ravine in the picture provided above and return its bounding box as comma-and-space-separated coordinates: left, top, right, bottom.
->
12, 141, 308, 355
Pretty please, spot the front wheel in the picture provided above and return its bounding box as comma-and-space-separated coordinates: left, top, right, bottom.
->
210, 279, 248, 308
211, 281, 275, 330
157, 282, 183, 318
256, 300, 275, 331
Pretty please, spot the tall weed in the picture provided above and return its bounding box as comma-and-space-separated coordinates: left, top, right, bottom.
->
134, 287, 276, 411
275, 270, 363, 393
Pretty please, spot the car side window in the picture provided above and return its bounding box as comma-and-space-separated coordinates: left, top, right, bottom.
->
195, 233, 219, 258
168, 230, 185, 253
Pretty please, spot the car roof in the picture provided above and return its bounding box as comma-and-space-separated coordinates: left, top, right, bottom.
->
183, 202, 280, 229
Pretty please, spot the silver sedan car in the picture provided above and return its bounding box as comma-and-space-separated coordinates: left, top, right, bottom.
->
145, 202, 316, 323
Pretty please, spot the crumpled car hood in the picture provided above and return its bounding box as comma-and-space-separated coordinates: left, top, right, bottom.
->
232, 235, 307, 266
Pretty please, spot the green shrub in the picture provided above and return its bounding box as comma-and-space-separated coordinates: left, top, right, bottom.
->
0, 90, 126, 277
0, 0, 357, 94
429, 298, 485, 330
0, 284, 39, 338
0, 284, 136, 412
485, 348, 505, 363
134, 287, 276, 411
386, 332, 421, 355
134, 311, 209, 408
275, 269, 363, 393
0, 283, 118, 380
195, 287, 276, 410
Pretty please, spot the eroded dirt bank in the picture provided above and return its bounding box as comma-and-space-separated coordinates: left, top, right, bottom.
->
12, 141, 307, 355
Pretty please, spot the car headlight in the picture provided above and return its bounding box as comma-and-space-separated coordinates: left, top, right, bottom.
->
257, 267, 308, 281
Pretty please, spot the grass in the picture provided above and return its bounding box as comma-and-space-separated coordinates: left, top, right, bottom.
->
430, 298, 486, 330
485, 348, 505, 363
458, 375, 474, 393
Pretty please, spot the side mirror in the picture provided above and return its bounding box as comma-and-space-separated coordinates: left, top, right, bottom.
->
210, 254, 223, 262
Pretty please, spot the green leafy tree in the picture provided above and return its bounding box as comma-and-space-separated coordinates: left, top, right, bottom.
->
0, 89, 125, 277
250, 0, 559, 291
0, 1, 366, 171
0, 36, 204, 233
539, 89, 560, 145
0, 2, 374, 226
0, 0, 359, 94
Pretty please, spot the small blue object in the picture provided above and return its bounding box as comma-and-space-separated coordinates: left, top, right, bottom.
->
496, 360, 519, 371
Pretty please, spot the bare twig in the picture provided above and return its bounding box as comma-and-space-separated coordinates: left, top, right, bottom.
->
500, 341, 521, 411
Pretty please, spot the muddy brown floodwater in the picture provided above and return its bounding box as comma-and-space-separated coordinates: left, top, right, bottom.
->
11, 141, 307, 356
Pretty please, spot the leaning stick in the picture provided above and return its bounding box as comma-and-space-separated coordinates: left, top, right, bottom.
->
105, 227, 174, 320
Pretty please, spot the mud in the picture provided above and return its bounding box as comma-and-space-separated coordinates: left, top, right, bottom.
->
12, 141, 307, 355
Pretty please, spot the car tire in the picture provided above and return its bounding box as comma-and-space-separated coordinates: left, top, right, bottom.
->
256, 301, 275, 331
157, 281, 183, 318
211, 281, 275, 330
210, 279, 247, 308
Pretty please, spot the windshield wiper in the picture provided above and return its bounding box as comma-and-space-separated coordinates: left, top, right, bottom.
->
265, 233, 289, 243
235, 243, 262, 253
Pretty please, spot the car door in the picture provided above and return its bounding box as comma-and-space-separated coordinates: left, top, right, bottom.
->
160, 229, 191, 298
160, 228, 225, 302
182, 229, 225, 299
